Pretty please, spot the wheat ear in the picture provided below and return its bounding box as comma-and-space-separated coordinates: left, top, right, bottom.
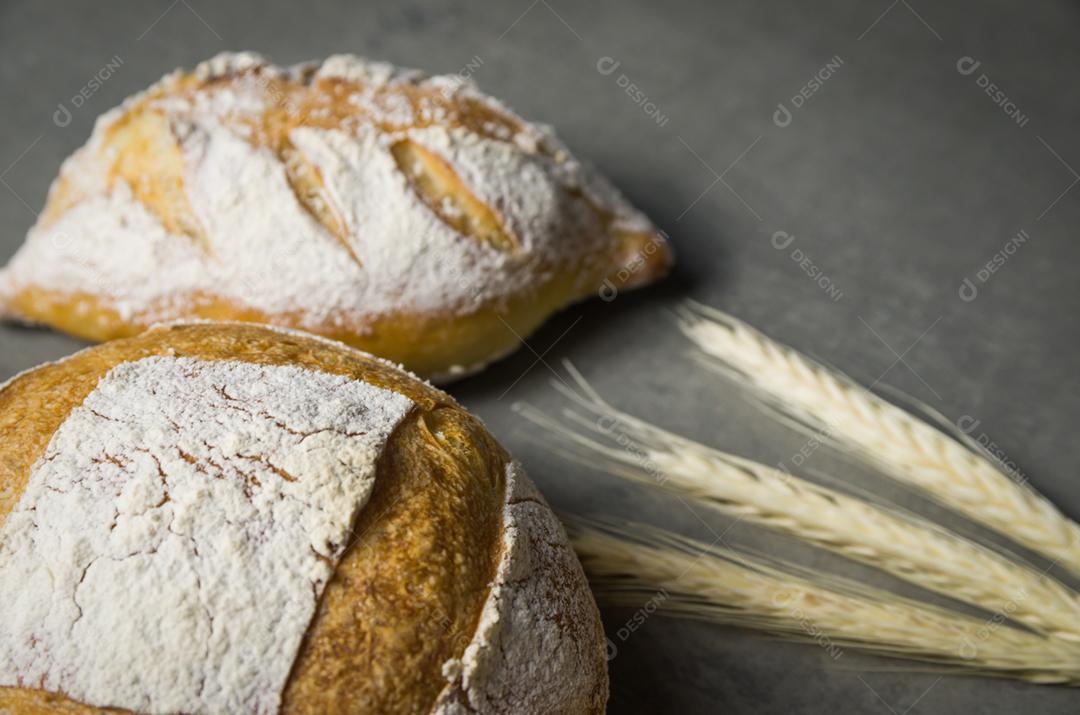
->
514, 368, 1080, 643
674, 300, 1080, 578
574, 521, 1080, 684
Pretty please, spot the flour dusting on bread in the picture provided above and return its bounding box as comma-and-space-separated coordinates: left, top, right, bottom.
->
1, 52, 662, 334
434, 461, 608, 714
0, 356, 413, 714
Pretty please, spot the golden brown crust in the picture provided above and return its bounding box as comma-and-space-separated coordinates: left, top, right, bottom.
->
281, 407, 507, 714
0, 323, 592, 714
1, 248, 666, 381
1, 54, 672, 381
0, 688, 124, 714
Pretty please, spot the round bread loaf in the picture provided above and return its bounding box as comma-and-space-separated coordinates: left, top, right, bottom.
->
0, 51, 672, 381
0, 322, 607, 714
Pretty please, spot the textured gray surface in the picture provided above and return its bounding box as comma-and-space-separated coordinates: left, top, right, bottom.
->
1, 1, 1078, 713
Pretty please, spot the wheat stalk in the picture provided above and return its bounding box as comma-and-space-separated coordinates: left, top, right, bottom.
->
514, 367, 1080, 643
674, 300, 1080, 579
575, 521, 1080, 684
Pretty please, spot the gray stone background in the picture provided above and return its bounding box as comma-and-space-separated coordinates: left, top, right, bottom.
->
1, 1, 1078, 712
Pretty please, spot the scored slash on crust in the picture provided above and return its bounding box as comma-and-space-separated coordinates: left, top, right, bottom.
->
390, 139, 518, 253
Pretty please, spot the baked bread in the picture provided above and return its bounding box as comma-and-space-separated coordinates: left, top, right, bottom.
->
0, 321, 607, 714
0, 51, 672, 381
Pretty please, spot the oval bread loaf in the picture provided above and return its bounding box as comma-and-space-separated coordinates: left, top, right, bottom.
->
0, 52, 672, 381
0, 322, 607, 714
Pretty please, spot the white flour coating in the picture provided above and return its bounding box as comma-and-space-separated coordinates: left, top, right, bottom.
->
0, 356, 414, 714
0, 52, 658, 328
432, 461, 607, 714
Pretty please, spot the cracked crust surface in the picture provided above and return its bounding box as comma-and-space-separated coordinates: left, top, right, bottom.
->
0, 52, 672, 381
0, 322, 607, 714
